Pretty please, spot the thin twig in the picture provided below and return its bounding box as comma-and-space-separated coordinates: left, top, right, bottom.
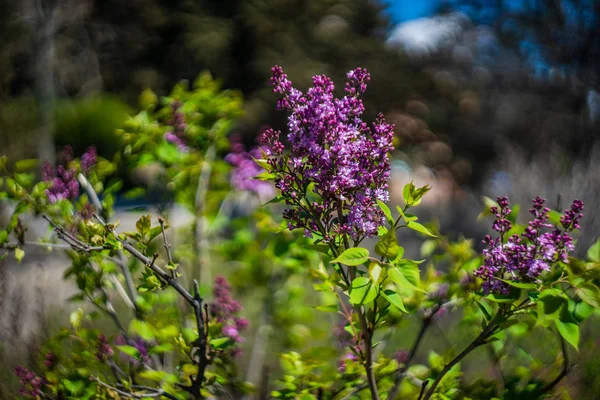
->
537, 333, 571, 395
158, 216, 175, 278
43, 215, 104, 252
91, 376, 177, 399
79, 173, 140, 315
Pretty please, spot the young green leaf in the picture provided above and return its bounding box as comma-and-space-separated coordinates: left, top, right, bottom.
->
117, 345, 141, 360
349, 277, 378, 305
388, 266, 424, 292
587, 238, 600, 262
376, 199, 394, 225
315, 304, 338, 312
499, 279, 537, 290
575, 283, 600, 308
382, 289, 408, 312
555, 320, 579, 350
330, 247, 370, 266
129, 319, 155, 341
375, 230, 401, 260
406, 221, 437, 237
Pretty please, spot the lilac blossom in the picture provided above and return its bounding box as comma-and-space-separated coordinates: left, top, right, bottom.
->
14, 366, 45, 397
210, 276, 248, 353
43, 352, 57, 368
474, 196, 583, 294
80, 147, 97, 173
42, 146, 97, 204
42, 162, 79, 204
393, 350, 410, 364
96, 333, 113, 361
262, 66, 394, 241
224, 137, 275, 200
164, 100, 189, 152
338, 352, 359, 373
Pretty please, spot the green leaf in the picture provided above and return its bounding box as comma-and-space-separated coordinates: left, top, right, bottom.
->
137, 370, 167, 382
402, 182, 414, 205
210, 337, 234, 349
575, 283, 600, 308
0, 230, 8, 245
330, 247, 370, 266
382, 289, 408, 312
69, 308, 84, 330
136, 214, 152, 238
369, 263, 383, 284
117, 345, 141, 360
402, 181, 431, 206
484, 293, 518, 303
587, 239, 600, 262
407, 221, 437, 237
555, 320, 579, 350
252, 158, 272, 171
420, 239, 437, 257
376, 199, 394, 224
315, 304, 338, 312
14, 248, 24, 262
375, 230, 401, 260
499, 279, 537, 290
388, 266, 424, 292
572, 301, 595, 322
396, 260, 421, 288
349, 277, 378, 305
129, 319, 155, 341
255, 171, 276, 180
14, 159, 39, 172
397, 206, 418, 222
62, 379, 86, 395
475, 300, 492, 321
537, 291, 567, 325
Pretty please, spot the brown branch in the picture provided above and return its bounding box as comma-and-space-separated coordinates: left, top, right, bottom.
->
158, 216, 175, 278
47, 214, 209, 399
422, 312, 501, 400
43, 215, 104, 252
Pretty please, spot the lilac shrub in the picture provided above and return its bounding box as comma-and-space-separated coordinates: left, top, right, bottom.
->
3, 66, 600, 400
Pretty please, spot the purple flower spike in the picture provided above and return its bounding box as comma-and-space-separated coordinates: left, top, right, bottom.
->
475, 196, 583, 294
263, 66, 394, 241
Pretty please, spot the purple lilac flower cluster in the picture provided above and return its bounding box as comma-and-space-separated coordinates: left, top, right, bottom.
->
96, 333, 114, 361
338, 352, 358, 373
14, 366, 45, 397
164, 100, 189, 152
42, 161, 79, 204
42, 146, 97, 204
43, 352, 57, 368
475, 196, 583, 294
262, 66, 395, 241
224, 137, 275, 200
210, 276, 249, 355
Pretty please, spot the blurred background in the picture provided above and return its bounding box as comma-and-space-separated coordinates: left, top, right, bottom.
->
1, 0, 599, 397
